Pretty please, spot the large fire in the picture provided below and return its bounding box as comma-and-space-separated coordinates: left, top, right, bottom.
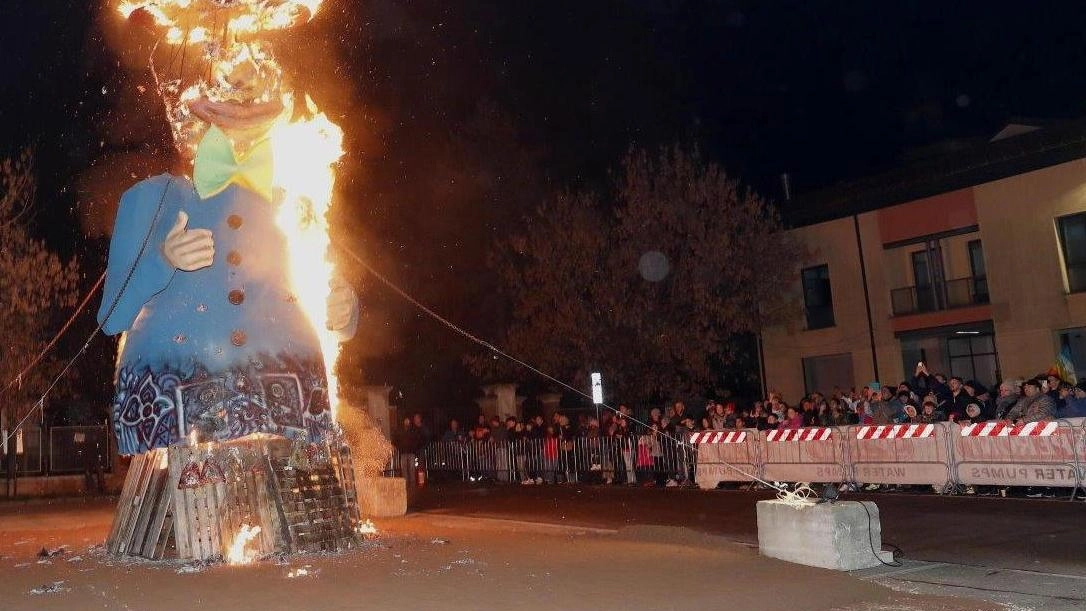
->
269, 99, 346, 417
114, 0, 347, 419
117, 0, 324, 45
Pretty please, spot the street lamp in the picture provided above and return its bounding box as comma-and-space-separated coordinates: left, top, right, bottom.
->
590, 372, 603, 424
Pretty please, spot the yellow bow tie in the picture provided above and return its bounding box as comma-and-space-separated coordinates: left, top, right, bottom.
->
193, 125, 275, 203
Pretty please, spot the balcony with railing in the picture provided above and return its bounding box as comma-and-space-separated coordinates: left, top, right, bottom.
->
890, 276, 989, 316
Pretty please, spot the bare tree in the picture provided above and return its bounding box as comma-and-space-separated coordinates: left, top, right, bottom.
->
473, 145, 804, 404
0, 151, 80, 472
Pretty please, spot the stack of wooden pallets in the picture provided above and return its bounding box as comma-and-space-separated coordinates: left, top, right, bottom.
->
106, 438, 362, 561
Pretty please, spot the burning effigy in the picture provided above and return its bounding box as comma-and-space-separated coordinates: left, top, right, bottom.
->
99, 0, 388, 562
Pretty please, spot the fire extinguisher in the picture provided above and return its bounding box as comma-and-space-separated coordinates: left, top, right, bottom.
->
415, 460, 427, 488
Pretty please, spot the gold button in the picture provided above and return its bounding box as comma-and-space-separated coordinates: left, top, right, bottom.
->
227, 251, 242, 266
227, 214, 243, 229
230, 330, 247, 347
228, 289, 245, 305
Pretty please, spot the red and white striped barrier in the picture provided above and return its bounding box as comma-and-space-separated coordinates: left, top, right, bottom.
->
960, 421, 1059, 437
855, 424, 935, 440
688, 431, 747, 444
765, 428, 832, 442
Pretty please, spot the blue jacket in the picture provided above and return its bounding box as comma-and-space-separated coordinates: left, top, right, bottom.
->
1058, 397, 1086, 419
98, 174, 356, 454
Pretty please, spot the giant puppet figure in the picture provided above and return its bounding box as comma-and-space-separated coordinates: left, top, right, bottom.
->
100, 0, 358, 455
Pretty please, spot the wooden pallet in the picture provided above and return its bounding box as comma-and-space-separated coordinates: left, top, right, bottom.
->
109, 439, 361, 561
169, 442, 227, 561
269, 453, 358, 553
105, 448, 173, 559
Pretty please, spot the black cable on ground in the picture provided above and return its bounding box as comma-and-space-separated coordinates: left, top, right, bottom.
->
851, 499, 903, 568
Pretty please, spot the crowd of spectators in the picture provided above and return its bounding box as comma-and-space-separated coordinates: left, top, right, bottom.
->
391, 363, 1084, 494
756, 363, 1085, 430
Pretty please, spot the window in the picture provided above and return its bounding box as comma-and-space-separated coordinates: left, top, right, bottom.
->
967, 240, 989, 303
947, 334, 1000, 390
1058, 328, 1086, 382
802, 353, 854, 395
801, 264, 835, 329
911, 250, 940, 312
1057, 213, 1086, 293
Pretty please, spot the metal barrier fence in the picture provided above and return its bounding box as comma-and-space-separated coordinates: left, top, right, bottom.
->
0, 428, 43, 475
409, 421, 1086, 497
405, 435, 695, 485
48, 426, 113, 474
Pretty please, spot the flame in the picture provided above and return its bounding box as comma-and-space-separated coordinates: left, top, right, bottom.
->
269, 96, 345, 418
226, 524, 262, 565
355, 519, 378, 537
117, 1, 324, 42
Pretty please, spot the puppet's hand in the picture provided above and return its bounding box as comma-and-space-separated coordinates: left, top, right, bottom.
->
326, 276, 359, 333
162, 211, 215, 271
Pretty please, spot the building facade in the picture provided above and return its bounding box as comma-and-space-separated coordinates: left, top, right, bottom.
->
762, 124, 1086, 401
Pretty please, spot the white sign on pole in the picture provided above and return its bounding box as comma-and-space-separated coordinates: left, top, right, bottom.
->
590, 372, 604, 405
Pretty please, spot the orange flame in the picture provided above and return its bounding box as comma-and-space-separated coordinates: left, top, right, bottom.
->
117, 1, 324, 43
269, 95, 345, 418
226, 523, 262, 565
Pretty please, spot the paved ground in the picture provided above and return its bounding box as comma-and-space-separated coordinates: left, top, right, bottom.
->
413, 483, 1086, 609
413, 484, 1086, 574
0, 498, 996, 611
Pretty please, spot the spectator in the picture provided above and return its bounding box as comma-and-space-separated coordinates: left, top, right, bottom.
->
961, 402, 986, 425
870, 388, 899, 425
392, 417, 421, 489
963, 381, 993, 420
799, 398, 818, 426
441, 419, 466, 443
703, 403, 727, 430
994, 379, 1022, 419
779, 406, 804, 430
1006, 379, 1057, 424
1047, 374, 1063, 402
666, 401, 687, 434
412, 412, 431, 446
945, 377, 971, 421
541, 426, 559, 484
1059, 382, 1086, 418
615, 416, 637, 485
828, 398, 851, 426
762, 412, 779, 430
918, 399, 946, 424
557, 413, 577, 483
902, 404, 919, 424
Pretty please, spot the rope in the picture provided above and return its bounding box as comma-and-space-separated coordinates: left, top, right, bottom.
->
0, 272, 104, 397
1, 178, 175, 449
335, 242, 788, 494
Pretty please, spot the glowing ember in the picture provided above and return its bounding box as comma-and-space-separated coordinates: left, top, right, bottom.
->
226, 524, 262, 565
355, 519, 378, 537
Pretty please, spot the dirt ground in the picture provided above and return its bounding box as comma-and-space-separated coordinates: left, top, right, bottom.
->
0, 499, 1001, 611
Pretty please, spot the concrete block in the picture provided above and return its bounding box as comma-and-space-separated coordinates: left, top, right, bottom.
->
356, 476, 407, 518
756, 499, 894, 570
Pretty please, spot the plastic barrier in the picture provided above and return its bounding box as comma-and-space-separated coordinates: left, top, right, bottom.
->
847, 423, 952, 488
761, 427, 848, 483
691, 430, 762, 488
952, 419, 1083, 489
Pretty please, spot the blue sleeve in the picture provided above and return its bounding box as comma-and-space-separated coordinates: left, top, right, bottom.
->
97, 176, 179, 335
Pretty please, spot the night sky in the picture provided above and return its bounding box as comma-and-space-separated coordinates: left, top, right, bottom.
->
3, 1, 1086, 417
